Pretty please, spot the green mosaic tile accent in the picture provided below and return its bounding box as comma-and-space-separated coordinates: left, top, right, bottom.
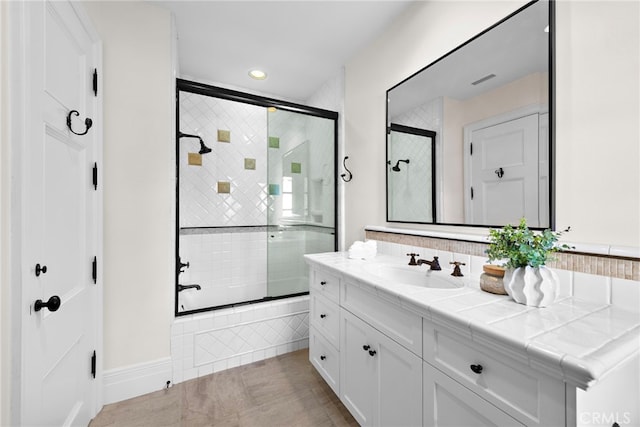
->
244, 158, 256, 170
291, 162, 302, 174
268, 184, 280, 195
268, 136, 280, 148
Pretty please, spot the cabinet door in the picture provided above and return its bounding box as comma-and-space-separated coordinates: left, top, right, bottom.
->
424, 362, 524, 427
376, 327, 423, 427
341, 310, 376, 426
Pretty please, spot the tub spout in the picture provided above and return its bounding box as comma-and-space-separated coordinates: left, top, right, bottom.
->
178, 284, 201, 292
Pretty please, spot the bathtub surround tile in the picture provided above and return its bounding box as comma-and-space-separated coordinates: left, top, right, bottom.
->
172, 296, 310, 385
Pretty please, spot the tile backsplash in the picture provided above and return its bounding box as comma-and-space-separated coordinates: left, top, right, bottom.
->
367, 229, 639, 311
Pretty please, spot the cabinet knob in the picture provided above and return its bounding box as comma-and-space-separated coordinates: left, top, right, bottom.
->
320, 314, 327, 319
470, 364, 483, 374
369, 350, 377, 357
320, 355, 326, 361
320, 281, 327, 286
362, 345, 370, 351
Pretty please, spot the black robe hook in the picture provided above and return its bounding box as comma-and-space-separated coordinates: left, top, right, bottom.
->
341, 156, 353, 182
66, 110, 93, 136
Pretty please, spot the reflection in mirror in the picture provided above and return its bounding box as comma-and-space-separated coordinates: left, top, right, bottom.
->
387, 124, 436, 223
387, 0, 552, 228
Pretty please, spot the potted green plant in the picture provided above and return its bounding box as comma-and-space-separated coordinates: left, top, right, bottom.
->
486, 218, 572, 307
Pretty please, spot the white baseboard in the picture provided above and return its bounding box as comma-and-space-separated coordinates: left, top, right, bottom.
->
103, 357, 172, 405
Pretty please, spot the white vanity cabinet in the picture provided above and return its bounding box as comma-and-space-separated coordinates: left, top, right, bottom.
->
306, 257, 640, 427
309, 268, 341, 395
423, 321, 565, 426
340, 308, 422, 427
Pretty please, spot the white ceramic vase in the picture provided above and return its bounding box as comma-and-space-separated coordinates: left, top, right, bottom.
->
503, 266, 558, 307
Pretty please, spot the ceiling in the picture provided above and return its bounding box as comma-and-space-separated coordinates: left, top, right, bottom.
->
152, 1, 415, 102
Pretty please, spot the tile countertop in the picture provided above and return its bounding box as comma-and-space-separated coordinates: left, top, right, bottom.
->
304, 252, 640, 391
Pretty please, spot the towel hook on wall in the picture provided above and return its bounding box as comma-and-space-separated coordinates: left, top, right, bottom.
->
341, 156, 353, 182
66, 110, 93, 136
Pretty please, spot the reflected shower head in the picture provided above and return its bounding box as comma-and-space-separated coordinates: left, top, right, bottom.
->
179, 131, 212, 155
391, 159, 410, 172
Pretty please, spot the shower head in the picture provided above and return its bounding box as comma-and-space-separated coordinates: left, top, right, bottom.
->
198, 140, 212, 155
391, 159, 410, 172
179, 131, 212, 155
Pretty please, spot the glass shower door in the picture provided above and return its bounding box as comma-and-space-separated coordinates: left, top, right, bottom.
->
266, 108, 336, 298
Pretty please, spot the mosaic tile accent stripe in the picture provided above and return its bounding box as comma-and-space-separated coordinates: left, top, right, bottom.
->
365, 230, 640, 281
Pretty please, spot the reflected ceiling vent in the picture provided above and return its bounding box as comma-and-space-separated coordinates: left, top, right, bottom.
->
471, 73, 496, 86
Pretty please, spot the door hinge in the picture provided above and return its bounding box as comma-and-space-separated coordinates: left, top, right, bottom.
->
470, 142, 473, 156
91, 350, 96, 379
92, 69, 98, 97
471, 187, 474, 200
92, 256, 97, 284
92, 163, 98, 190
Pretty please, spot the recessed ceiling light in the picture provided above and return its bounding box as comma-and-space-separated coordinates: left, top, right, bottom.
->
248, 69, 267, 80
267, 107, 277, 113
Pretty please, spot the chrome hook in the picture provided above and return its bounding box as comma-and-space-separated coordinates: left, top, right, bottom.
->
66, 110, 93, 136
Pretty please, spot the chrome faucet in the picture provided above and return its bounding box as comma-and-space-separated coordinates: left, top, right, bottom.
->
416, 256, 441, 271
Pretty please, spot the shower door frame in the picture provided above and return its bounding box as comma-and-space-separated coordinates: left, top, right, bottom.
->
175, 78, 339, 316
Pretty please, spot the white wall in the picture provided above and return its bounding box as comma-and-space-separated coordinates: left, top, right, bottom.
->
345, 0, 640, 248
83, 1, 174, 371
0, 2, 9, 423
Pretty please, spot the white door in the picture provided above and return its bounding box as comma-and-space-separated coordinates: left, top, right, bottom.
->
22, 1, 101, 425
469, 114, 539, 226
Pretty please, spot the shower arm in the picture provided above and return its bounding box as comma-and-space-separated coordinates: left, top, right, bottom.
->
178, 131, 212, 155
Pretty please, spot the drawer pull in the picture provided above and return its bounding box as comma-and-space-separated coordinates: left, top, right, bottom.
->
320, 314, 327, 318
470, 364, 483, 374
320, 281, 327, 286
369, 350, 377, 357
320, 355, 326, 361
362, 345, 370, 351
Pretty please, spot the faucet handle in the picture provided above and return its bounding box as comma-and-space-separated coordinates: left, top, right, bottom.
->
450, 261, 466, 277
407, 253, 419, 265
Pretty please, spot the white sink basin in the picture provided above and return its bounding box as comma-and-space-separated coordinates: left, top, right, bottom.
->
364, 264, 463, 289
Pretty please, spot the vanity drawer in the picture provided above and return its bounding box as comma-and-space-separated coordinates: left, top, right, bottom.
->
310, 269, 340, 304
342, 280, 422, 356
309, 326, 340, 395
423, 321, 564, 426
310, 293, 340, 348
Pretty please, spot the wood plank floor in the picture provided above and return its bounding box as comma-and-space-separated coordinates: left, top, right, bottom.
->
90, 349, 358, 427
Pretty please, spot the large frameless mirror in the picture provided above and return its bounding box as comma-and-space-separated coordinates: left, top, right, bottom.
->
386, 0, 553, 228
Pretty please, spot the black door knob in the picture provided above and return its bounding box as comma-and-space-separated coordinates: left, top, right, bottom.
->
320, 281, 327, 286
320, 355, 326, 361
470, 364, 483, 374
320, 314, 326, 319
35, 263, 48, 277
34, 295, 61, 312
